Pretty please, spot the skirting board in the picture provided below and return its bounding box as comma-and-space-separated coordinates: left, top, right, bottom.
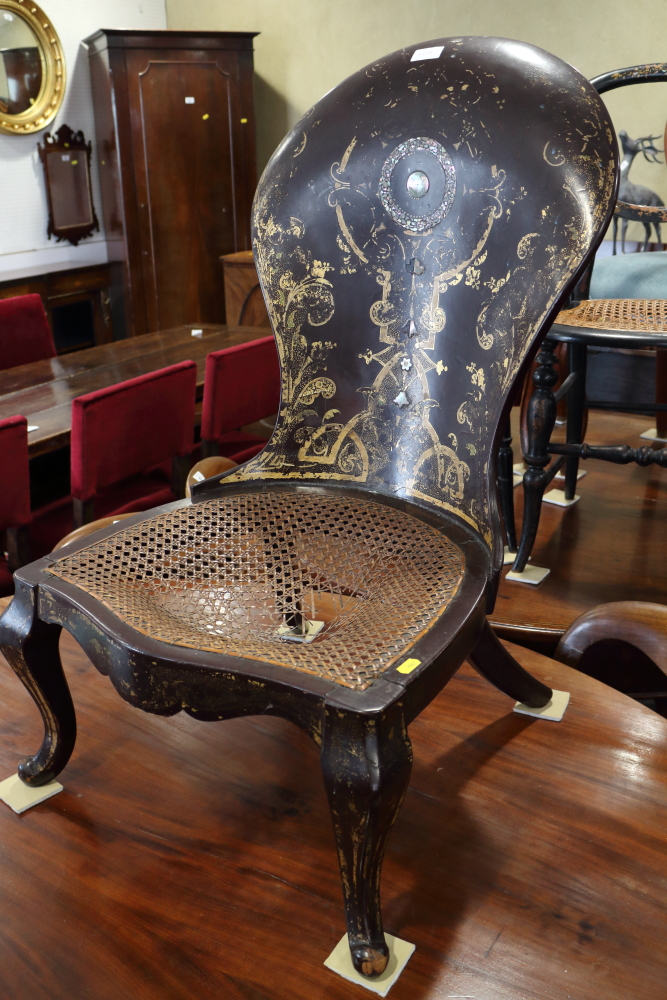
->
324, 933, 415, 996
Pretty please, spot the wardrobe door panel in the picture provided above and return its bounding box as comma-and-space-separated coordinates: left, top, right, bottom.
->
126, 50, 241, 331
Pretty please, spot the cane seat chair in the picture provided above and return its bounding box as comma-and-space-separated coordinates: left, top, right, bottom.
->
0, 38, 616, 978
511, 63, 667, 573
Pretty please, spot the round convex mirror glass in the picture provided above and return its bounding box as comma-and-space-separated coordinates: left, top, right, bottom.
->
0, 10, 43, 116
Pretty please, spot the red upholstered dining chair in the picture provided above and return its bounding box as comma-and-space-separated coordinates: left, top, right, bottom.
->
200, 336, 280, 463
0, 415, 31, 596
0, 39, 617, 980
29, 361, 197, 557
0, 294, 56, 371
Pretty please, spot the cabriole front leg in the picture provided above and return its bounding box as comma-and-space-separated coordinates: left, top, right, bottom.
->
0, 582, 76, 786
321, 702, 412, 978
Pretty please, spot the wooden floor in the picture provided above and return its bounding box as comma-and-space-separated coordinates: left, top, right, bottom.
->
0, 599, 665, 999
492, 409, 667, 647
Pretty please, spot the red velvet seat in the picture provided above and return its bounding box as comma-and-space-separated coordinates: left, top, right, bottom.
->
0, 294, 56, 371
30, 361, 197, 557
0, 415, 31, 596
201, 337, 280, 462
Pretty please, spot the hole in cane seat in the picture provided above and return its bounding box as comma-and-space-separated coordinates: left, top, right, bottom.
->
46, 491, 466, 690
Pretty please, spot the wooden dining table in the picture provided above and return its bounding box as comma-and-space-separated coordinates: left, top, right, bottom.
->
0, 590, 665, 1000
0, 323, 266, 458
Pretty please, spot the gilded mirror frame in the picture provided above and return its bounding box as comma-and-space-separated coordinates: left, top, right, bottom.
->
0, 0, 65, 135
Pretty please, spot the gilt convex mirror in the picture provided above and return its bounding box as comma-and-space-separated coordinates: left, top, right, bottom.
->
0, 0, 65, 135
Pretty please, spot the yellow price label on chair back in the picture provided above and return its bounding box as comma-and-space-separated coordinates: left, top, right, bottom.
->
396, 658, 421, 674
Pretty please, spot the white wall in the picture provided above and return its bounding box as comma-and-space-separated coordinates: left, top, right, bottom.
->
166, 0, 667, 246
0, 0, 167, 278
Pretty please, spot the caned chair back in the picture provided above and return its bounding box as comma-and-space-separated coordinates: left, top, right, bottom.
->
227, 37, 617, 554
0, 294, 56, 371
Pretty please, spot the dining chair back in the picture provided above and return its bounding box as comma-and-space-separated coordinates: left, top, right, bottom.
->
0, 414, 31, 594
200, 336, 279, 463
70, 360, 197, 526
0, 294, 56, 371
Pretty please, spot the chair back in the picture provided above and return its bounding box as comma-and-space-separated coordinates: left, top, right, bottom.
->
201, 337, 280, 442
0, 294, 56, 371
70, 361, 196, 502
225, 37, 617, 551
0, 415, 31, 532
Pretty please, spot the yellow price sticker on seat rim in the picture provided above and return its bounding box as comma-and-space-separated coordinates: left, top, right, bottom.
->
396, 658, 421, 674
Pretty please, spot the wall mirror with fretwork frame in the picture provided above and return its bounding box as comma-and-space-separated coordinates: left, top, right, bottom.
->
38, 124, 99, 246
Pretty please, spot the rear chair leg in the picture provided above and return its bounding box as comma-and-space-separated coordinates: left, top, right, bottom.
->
513, 338, 559, 572
0, 582, 76, 786
321, 702, 412, 977
468, 619, 552, 708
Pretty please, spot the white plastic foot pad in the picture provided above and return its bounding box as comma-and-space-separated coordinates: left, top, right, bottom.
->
555, 468, 587, 481
640, 428, 667, 442
543, 488, 579, 507
506, 564, 550, 585
503, 546, 518, 565
513, 472, 523, 487
0, 774, 63, 814
514, 689, 570, 722
513, 462, 526, 474
324, 933, 415, 996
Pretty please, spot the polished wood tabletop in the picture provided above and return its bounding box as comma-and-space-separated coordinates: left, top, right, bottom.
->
0, 324, 265, 457
0, 598, 664, 1000
492, 408, 667, 649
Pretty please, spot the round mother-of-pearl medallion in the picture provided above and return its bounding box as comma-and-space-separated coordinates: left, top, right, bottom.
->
378, 137, 456, 232
406, 170, 430, 198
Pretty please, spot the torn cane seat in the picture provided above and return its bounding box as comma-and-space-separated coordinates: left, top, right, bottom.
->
0, 36, 617, 982
45, 490, 466, 690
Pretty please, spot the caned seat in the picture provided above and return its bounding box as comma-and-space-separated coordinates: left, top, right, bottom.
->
47, 490, 466, 689
557, 297, 667, 334
0, 37, 617, 980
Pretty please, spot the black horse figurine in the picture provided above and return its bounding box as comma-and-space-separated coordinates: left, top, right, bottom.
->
613, 130, 664, 253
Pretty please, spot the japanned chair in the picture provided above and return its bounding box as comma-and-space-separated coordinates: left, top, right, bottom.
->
200, 336, 279, 462
0, 37, 617, 979
0, 415, 31, 596
0, 293, 56, 371
510, 63, 667, 574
